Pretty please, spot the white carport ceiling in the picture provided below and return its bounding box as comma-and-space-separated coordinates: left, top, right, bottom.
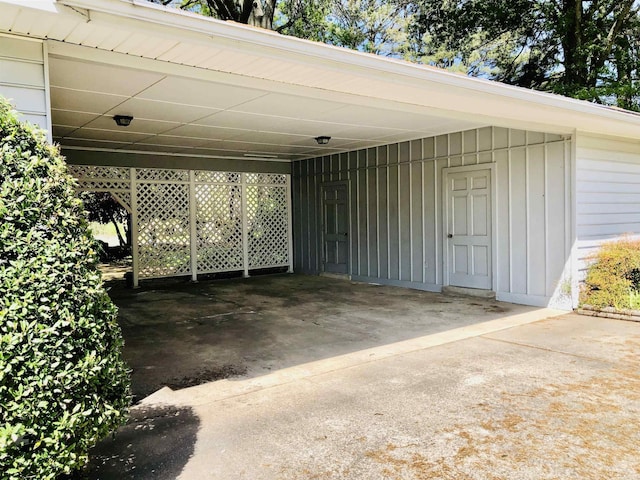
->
48, 56, 483, 161
4, 0, 640, 162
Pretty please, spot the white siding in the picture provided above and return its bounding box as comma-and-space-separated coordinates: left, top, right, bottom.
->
575, 134, 640, 284
0, 35, 49, 134
294, 127, 573, 309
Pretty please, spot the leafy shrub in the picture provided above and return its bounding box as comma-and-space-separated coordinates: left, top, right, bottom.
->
0, 98, 130, 479
580, 236, 640, 310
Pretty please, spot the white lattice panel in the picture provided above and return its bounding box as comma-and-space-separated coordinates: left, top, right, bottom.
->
195, 171, 240, 184
68, 164, 130, 191
110, 191, 132, 213
68, 164, 130, 180
137, 168, 189, 182
246, 173, 287, 185
195, 184, 244, 272
137, 182, 191, 278
247, 185, 289, 268
69, 164, 291, 283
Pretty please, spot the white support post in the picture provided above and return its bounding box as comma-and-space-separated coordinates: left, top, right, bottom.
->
130, 168, 139, 288
241, 173, 250, 278
286, 174, 294, 273
189, 170, 198, 282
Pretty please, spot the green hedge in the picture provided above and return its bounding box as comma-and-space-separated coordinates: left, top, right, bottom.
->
0, 98, 130, 479
580, 236, 640, 310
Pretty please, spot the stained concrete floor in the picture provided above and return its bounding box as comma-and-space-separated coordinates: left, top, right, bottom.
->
85, 274, 640, 479
105, 273, 539, 401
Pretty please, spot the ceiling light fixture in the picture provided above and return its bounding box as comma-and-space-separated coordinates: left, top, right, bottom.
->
315, 136, 331, 145
113, 115, 133, 127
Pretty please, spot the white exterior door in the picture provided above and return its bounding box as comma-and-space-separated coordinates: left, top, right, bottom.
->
445, 168, 492, 290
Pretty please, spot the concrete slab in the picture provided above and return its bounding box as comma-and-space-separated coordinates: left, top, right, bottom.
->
106, 274, 544, 401
86, 313, 640, 480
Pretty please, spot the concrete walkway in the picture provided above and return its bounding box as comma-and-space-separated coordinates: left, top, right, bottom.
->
87, 312, 640, 479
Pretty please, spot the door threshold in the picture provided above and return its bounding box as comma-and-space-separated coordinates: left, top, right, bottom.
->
442, 285, 495, 299
320, 272, 351, 281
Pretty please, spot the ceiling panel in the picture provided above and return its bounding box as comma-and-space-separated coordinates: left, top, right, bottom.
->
137, 135, 210, 147
105, 98, 219, 124
59, 138, 132, 150
52, 125, 77, 137
231, 93, 348, 119
51, 108, 100, 127
136, 76, 267, 109
48, 56, 486, 161
162, 123, 244, 141
70, 128, 153, 143
129, 143, 202, 154
194, 110, 290, 131
49, 58, 164, 96
83, 115, 181, 135
50, 87, 128, 114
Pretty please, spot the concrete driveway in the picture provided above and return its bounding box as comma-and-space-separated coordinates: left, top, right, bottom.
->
86, 276, 640, 479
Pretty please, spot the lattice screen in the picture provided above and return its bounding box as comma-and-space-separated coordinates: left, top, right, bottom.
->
195, 176, 244, 273
247, 183, 289, 268
68, 164, 291, 285
136, 180, 191, 278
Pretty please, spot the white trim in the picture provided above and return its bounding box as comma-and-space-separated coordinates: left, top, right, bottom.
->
241, 172, 249, 278
286, 174, 294, 273
569, 133, 579, 308
130, 167, 139, 288
189, 170, 198, 282
42, 41, 52, 143
496, 292, 553, 308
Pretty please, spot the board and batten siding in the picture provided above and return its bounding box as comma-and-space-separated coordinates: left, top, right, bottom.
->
0, 35, 50, 136
293, 127, 573, 308
575, 134, 640, 286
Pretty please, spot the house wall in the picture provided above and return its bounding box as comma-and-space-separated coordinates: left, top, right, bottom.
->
0, 35, 49, 135
575, 134, 640, 284
293, 127, 573, 308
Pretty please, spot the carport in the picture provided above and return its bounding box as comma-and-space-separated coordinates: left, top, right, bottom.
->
104, 273, 555, 402
2, 0, 640, 309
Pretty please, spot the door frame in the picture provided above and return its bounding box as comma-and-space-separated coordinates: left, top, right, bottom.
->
441, 164, 497, 291
319, 180, 351, 275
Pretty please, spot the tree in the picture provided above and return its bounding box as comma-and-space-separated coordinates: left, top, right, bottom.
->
325, 0, 412, 56
407, 0, 640, 110
152, 0, 278, 28
0, 97, 130, 479
81, 192, 130, 249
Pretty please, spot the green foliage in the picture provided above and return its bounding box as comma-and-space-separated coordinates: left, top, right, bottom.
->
580, 236, 640, 310
408, 0, 640, 111
0, 98, 130, 479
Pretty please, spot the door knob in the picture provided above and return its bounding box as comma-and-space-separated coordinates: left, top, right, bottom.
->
447, 233, 453, 238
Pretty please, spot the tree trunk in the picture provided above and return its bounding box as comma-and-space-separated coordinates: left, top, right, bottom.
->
561, 0, 587, 90
107, 210, 127, 248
